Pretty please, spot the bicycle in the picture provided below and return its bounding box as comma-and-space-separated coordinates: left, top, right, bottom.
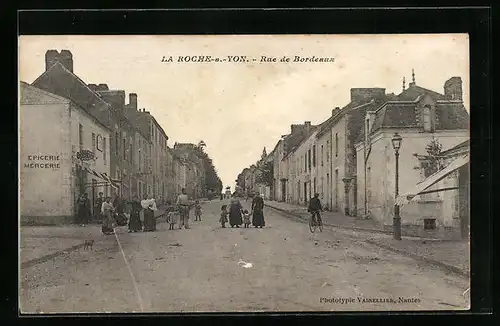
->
308, 210, 323, 233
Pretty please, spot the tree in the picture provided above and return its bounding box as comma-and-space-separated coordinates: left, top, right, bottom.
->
420, 138, 444, 177
255, 160, 274, 187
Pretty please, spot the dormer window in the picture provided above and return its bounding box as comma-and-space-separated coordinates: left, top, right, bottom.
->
422, 105, 434, 132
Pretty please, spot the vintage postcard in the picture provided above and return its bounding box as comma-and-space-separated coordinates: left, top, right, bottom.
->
19, 34, 470, 313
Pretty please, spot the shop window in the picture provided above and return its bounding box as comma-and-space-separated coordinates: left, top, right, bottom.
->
424, 218, 436, 230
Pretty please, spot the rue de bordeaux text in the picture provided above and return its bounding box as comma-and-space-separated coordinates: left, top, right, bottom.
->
161, 55, 335, 64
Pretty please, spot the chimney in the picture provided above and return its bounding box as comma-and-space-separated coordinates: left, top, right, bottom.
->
45, 49, 73, 72
304, 121, 311, 126
87, 84, 98, 91
332, 106, 340, 116
444, 77, 463, 101
97, 90, 126, 112
97, 84, 109, 91
350, 88, 386, 103
129, 93, 138, 110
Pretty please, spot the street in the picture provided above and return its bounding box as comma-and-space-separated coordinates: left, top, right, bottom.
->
20, 199, 470, 313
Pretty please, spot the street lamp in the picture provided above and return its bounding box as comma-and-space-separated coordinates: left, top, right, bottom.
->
391, 133, 402, 240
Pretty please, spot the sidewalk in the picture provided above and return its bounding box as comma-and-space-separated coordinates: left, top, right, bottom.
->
265, 200, 470, 277
20, 225, 109, 267
265, 200, 387, 233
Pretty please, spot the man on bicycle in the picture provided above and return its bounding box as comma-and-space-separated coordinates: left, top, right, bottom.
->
308, 193, 323, 225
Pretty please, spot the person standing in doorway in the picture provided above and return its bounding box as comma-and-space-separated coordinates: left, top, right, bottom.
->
77, 193, 91, 226
176, 188, 191, 229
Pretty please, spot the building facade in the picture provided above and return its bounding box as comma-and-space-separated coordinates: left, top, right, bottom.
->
355, 77, 469, 238
20, 82, 112, 224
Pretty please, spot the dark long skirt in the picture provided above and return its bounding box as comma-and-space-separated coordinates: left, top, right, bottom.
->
252, 209, 265, 227
143, 209, 156, 231
129, 211, 142, 231
77, 205, 90, 224
229, 205, 242, 227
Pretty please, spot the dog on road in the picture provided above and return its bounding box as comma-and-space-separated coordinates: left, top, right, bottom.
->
83, 239, 95, 250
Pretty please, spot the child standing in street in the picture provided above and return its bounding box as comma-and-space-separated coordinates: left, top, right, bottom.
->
220, 205, 228, 228
167, 210, 179, 230
194, 200, 202, 221
242, 209, 251, 228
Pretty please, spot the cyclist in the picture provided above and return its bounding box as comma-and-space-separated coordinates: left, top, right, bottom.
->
307, 193, 323, 226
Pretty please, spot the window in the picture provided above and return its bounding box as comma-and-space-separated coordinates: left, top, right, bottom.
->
123, 138, 127, 160
103, 138, 107, 164
321, 145, 324, 166
92, 133, 96, 155
308, 149, 311, 171
312, 145, 316, 167
326, 140, 329, 162
313, 177, 316, 194
96, 134, 103, 151
78, 124, 84, 150
335, 133, 339, 157
129, 138, 133, 162
423, 105, 433, 132
115, 132, 119, 156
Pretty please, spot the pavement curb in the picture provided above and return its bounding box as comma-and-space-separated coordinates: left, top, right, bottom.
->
265, 204, 392, 235
21, 244, 85, 269
364, 239, 469, 278
266, 203, 469, 278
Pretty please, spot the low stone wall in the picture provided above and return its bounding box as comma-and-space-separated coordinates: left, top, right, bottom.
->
382, 224, 462, 240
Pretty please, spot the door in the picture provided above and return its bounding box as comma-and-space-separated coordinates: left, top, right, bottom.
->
304, 182, 307, 205
458, 163, 469, 238
281, 180, 286, 202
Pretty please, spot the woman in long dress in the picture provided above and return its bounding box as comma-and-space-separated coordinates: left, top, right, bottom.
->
252, 193, 265, 228
128, 196, 142, 232
142, 197, 157, 232
101, 197, 115, 235
229, 197, 243, 228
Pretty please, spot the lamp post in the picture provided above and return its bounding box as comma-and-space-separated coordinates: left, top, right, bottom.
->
391, 133, 402, 240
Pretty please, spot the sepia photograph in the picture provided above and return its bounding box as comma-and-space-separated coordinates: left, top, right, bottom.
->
18, 34, 470, 313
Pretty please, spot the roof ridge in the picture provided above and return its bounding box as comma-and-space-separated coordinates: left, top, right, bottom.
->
21, 82, 71, 103
35, 61, 111, 108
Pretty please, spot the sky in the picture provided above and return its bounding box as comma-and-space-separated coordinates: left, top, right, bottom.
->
19, 34, 469, 190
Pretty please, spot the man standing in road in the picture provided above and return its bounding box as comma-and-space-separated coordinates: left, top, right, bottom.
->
176, 188, 191, 229
308, 193, 323, 226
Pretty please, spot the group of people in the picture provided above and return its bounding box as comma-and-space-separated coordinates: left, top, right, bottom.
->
220, 193, 266, 228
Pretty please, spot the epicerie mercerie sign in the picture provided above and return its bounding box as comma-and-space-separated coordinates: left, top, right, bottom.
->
24, 155, 61, 169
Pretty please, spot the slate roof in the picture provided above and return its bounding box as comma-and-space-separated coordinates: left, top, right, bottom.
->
398, 84, 446, 101
32, 61, 113, 127
20, 81, 70, 105
20, 81, 112, 132
355, 86, 470, 145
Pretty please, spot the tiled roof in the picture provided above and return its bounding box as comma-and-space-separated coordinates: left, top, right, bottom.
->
32, 61, 112, 126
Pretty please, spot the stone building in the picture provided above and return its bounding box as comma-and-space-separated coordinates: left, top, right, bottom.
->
272, 122, 315, 202
355, 76, 469, 238
20, 82, 112, 224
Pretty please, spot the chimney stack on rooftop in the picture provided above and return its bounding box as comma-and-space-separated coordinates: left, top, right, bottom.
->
45, 49, 74, 72
129, 93, 138, 110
